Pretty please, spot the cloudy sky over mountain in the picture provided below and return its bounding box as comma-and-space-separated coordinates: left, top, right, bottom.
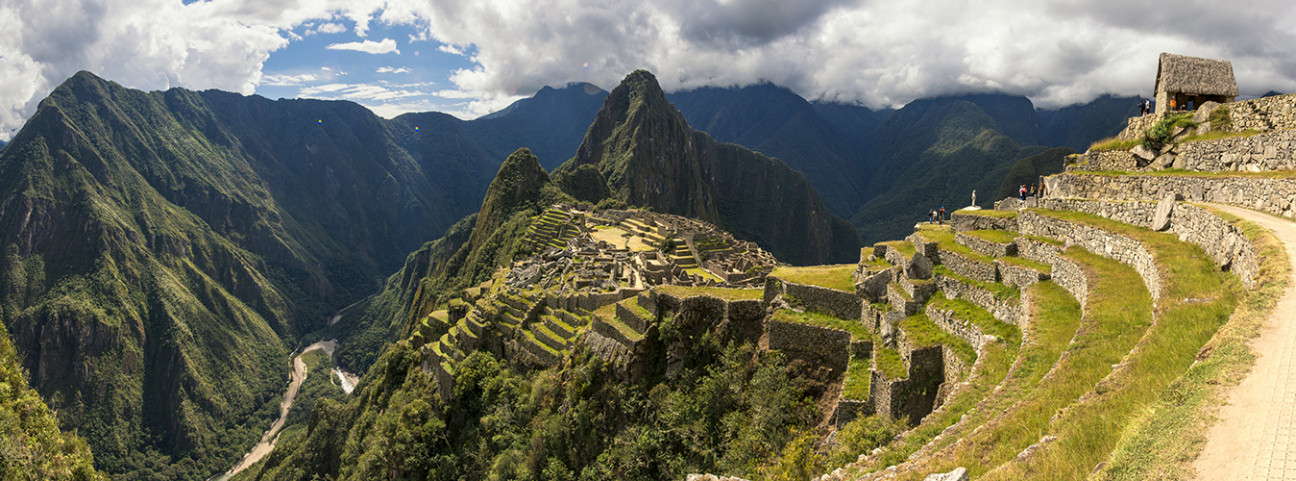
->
2, 0, 1295, 140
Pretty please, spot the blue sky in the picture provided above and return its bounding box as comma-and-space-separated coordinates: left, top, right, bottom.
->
255, 19, 484, 118
2, 0, 1296, 141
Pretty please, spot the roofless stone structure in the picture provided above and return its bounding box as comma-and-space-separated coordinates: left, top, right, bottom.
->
1155, 52, 1238, 112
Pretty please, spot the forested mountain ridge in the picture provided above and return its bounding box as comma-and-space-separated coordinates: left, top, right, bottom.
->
559, 70, 861, 265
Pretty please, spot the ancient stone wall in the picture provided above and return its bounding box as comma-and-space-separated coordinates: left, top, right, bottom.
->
1018, 211, 1162, 302
762, 320, 851, 376
950, 212, 1018, 232
995, 260, 1049, 289
956, 232, 1017, 257
934, 275, 1024, 325
1067, 149, 1139, 172
1118, 114, 1161, 140
1222, 93, 1296, 132
1175, 129, 1296, 172
870, 345, 944, 424
1039, 198, 1259, 288
925, 303, 987, 350
833, 399, 875, 429
939, 249, 999, 283
766, 278, 863, 321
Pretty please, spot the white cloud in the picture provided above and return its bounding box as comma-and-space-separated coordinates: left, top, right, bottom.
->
437, 44, 465, 56
4, 0, 1296, 140
316, 22, 347, 34
377, 66, 411, 74
326, 38, 399, 55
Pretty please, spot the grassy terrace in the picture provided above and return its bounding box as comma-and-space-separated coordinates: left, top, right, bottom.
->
1091, 206, 1286, 479
977, 210, 1240, 480
844, 357, 872, 400
927, 292, 1019, 341
898, 313, 975, 365
769, 263, 857, 292
770, 309, 873, 342
933, 265, 1020, 302
1022, 234, 1064, 246
998, 255, 1053, 274
653, 285, 763, 301
874, 347, 907, 380
916, 228, 996, 264
879, 240, 917, 257
838, 285, 1046, 477
964, 229, 1018, 244
876, 246, 1152, 481
953, 209, 1019, 219
685, 267, 723, 282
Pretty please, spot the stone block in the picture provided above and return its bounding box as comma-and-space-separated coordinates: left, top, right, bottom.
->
923, 467, 969, 481
1152, 195, 1175, 231
906, 252, 934, 279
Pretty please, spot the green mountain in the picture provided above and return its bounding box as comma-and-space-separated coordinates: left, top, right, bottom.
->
667, 83, 870, 217
473, 83, 609, 170
851, 95, 1074, 242
0, 71, 511, 480
1037, 94, 1140, 151
558, 70, 861, 265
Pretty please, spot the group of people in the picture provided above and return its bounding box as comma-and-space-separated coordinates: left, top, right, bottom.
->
929, 206, 947, 224
1019, 183, 1045, 201
1138, 98, 1154, 116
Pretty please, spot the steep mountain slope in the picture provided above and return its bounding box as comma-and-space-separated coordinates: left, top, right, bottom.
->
472, 83, 609, 170
668, 84, 870, 216
851, 96, 1063, 242
559, 70, 861, 265
1037, 94, 1140, 151
0, 72, 504, 480
0, 323, 104, 480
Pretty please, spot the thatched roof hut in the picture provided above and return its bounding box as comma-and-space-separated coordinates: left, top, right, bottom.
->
1155, 53, 1238, 112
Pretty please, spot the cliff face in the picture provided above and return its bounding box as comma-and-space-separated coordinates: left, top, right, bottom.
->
562, 70, 860, 265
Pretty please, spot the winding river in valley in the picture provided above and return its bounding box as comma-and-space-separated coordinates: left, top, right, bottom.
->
213, 337, 357, 480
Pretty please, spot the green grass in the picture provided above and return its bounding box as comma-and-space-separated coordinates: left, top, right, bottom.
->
934, 265, 1020, 302
685, 267, 723, 282
998, 255, 1053, 274
653, 285, 763, 301
953, 209, 1019, 219
770, 264, 858, 292
964, 229, 1018, 244
879, 240, 917, 258
771, 309, 874, 342
1090, 206, 1274, 480
916, 228, 997, 265
898, 313, 975, 365
872, 247, 1152, 481
980, 211, 1240, 480
1087, 137, 1142, 152
844, 357, 873, 400
874, 347, 907, 380
927, 292, 1020, 341
1022, 234, 1064, 246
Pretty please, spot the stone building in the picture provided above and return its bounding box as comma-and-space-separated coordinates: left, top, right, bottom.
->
1155, 52, 1238, 113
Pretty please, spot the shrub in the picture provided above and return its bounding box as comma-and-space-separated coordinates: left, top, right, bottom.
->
1142, 113, 1195, 150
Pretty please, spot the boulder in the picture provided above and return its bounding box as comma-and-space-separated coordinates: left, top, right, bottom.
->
1195, 121, 1212, 136
1152, 153, 1177, 170
1192, 101, 1221, 124
857, 268, 894, 302
923, 467, 969, 481
1152, 194, 1175, 231
1131, 143, 1157, 162
906, 252, 934, 279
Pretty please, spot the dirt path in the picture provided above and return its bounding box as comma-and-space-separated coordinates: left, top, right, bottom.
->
214, 340, 337, 480
1195, 204, 1296, 480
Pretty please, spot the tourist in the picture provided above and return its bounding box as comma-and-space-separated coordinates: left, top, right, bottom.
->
1019, 185, 1027, 201
939, 206, 946, 223
1139, 99, 1148, 116
1170, 98, 1177, 111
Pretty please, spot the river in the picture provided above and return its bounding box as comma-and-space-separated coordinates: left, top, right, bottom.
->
212, 338, 357, 480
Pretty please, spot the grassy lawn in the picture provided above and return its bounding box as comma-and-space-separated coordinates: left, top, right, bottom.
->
771, 308, 873, 342
770, 263, 857, 292
1086, 137, 1142, 152
879, 240, 917, 257
927, 292, 1019, 341
653, 284, 763, 301
964, 229, 1018, 244
685, 267, 723, 282
844, 357, 873, 400
916, 229, 997, 265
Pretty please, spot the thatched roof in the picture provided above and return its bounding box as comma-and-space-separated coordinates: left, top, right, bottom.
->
1155, 53, 1239, 96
